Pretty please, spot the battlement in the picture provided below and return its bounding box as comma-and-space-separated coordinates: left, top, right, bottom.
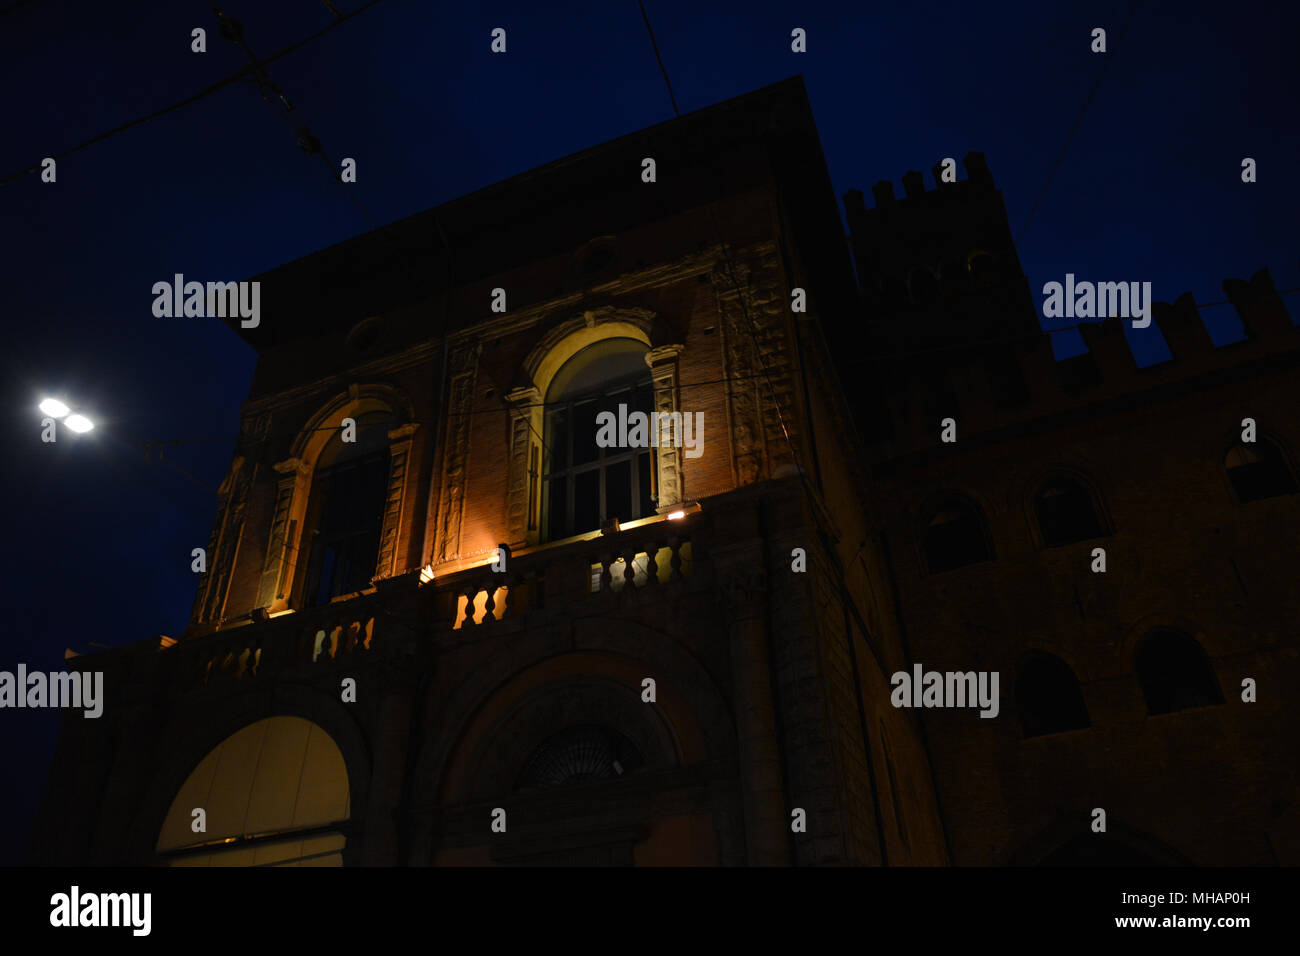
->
844, 151, 998, 224
864, 268, 1298, 460
841, 152, 1042, 351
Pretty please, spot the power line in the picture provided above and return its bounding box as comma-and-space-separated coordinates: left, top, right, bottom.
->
0, 0, 387, 187
1016, 0, 1142, 246
637, 1, 810, 486
637, 0, 679, 116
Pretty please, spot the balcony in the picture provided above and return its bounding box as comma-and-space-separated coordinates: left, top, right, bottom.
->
429, 514, 698, 632
163, 508, 710, 693
166, 585, 411, 693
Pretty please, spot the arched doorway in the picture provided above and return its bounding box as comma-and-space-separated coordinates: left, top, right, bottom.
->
156, 716, 351, 866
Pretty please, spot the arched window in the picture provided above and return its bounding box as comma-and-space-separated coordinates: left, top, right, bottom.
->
1225, 440, 1297, 502
1035, 476, 1105, 547
967, 250, 994, 279
156, 717, 350, 866
1016, 653, 1090, 737
298, 410, 394, 606
542, 338, 656, 542
923, 495, 993, 573
515, 725, 645, 792
1136, 630, 1223, 715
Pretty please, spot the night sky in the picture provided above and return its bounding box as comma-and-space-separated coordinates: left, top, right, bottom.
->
1, 0, 1295, 864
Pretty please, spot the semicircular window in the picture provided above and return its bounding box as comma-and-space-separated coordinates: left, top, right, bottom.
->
923, 495, 992, 573
1225, 440, 1298, 502
514, 724, 645, 792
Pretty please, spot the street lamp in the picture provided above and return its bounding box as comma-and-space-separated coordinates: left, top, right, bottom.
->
40, 397, 94, 433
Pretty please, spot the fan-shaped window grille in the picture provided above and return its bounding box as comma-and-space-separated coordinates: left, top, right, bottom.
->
514, 725, 645, 792
156, 716, 350, 866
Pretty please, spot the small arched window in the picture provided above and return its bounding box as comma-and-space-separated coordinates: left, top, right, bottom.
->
298, 410, 395, 606
1225, 439, 1297, 502
1016, 653, 1090, 737
923, 495, 992, 573
1035, 476, 1105, 547
1135, 630, 1223, 715
542, 338, 655, 542
515, 725, 645, 792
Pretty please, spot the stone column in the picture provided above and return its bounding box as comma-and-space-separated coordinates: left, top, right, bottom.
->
504, 385, 541, 549
715, 543, 790, 865
194, 455, 252, 624
257, 457, 310, 611
645, 344, 686, 511
375, 422, 419, 580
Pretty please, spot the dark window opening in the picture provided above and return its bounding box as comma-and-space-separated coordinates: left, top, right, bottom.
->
1016, 653, 1090, 737
1136, 630, 1223, 715
1036, 478, 1104, 547
1225, 440, 1297, 502
302, 450, 390, 607
923, 496, 992, 573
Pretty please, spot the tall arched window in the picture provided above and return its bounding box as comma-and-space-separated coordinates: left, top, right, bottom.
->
1016, 652, 1090, 737
156, 717, 350, 866
1035, 476, 1105, 547
1225, 440, 1298, 502
923, 495, 993, 573
542, 338, 655, 542
298, 410, 394, 606
1136, 630, 1223, 715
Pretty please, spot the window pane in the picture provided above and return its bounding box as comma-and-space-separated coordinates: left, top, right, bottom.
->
545, 476, 567, 540
545, 408, 569, 472
573, 399, 600, 465
575, 469, 600, 533
638, 452, 654, 517
606, 460, 632, 523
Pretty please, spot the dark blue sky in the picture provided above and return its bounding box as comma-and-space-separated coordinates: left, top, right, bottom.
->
1, 0, 1295, 863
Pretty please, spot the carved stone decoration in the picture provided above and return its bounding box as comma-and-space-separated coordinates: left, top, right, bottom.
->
645, 345, 686, 511
256, 458, 310, 611
712, 251, 801, 485
374, 422, 419, 581
718, 564, 769, 625
521, 307, 656, 383
504, 386, 541, 549
238, 410, 271, 456
435, 339, 482, 564
194, 455, 254, 624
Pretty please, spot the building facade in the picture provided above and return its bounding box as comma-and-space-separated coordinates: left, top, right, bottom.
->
29, 77, 1297, 866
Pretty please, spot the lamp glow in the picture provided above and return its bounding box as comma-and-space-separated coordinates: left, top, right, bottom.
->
667, 510, 686, 520
65, 414, 94, 433
39, 398, 69, 418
